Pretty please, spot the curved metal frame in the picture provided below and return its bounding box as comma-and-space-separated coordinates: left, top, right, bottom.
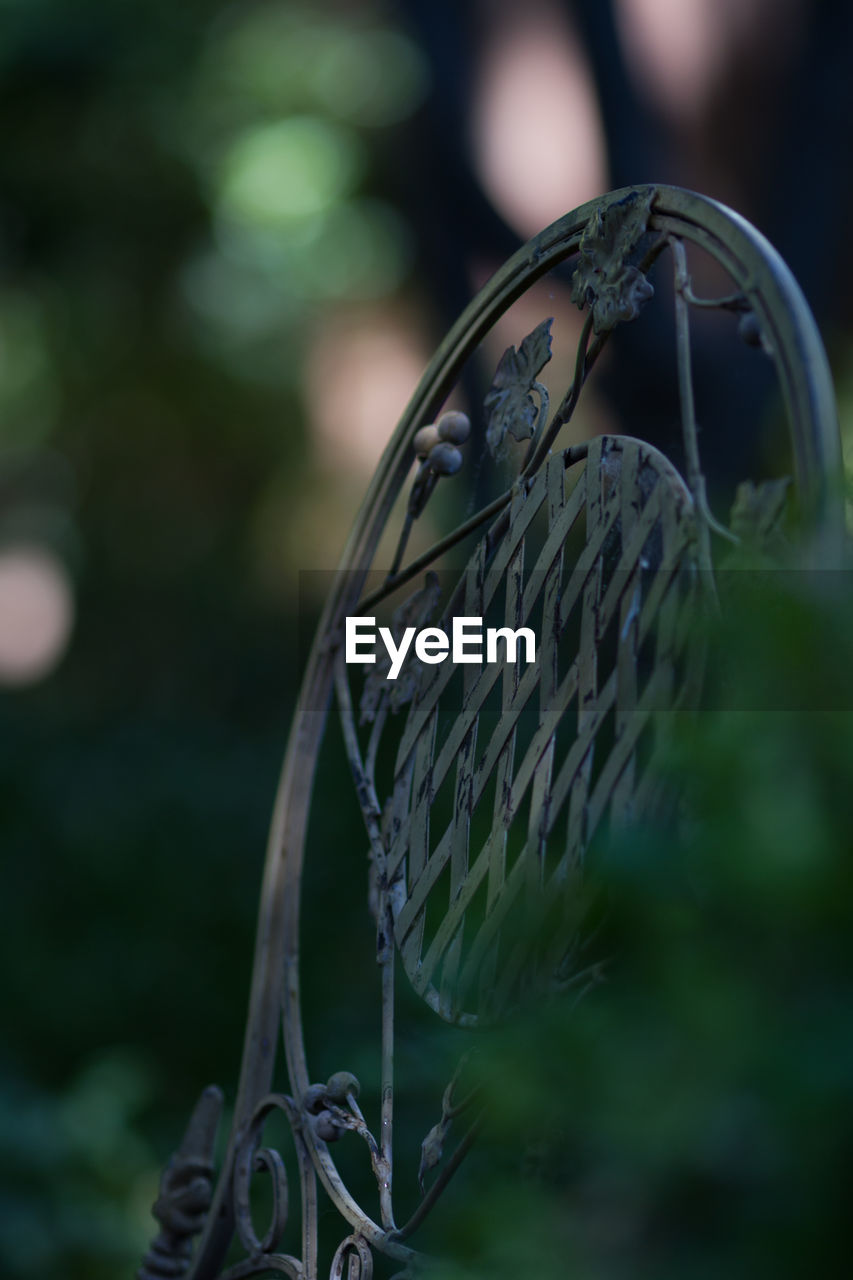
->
139, 186, 843, 1280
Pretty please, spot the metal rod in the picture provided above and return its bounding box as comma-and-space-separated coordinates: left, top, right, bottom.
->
378, 905, 396, 1231
671, 236, 717, 576
390, 1117, 484, 1243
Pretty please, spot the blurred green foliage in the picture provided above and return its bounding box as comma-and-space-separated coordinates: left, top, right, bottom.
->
0, 1, 426, 1274
420, 564, 853, 1279
1, 2, 852, 1277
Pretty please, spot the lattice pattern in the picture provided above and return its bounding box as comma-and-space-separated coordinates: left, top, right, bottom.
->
380, 436, 701, 1024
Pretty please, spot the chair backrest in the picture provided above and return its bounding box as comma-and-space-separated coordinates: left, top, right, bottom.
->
138, 185, 842, 1280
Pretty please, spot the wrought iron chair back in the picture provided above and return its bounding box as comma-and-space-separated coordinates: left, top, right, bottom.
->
139, 186, 842, 1280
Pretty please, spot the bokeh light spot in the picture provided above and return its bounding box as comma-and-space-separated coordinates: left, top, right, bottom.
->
201, 10, 428, 129
184, 197, 412, 365
615, 0, 776, 121
0, 545, 74, 686
306, 306, 428, 474
472, 7, 607, 240
300, 199, 413, 300
219, 116, 363, 227
309, 28, 430, 126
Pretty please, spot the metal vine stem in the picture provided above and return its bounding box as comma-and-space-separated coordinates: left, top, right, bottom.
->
138, 186, 842, 1280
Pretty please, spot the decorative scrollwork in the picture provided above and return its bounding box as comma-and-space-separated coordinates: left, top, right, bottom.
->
329, 1234, 373, 1280
301, 1070, 396, 1231
138, 1086, 223, 1280
232, 1094, 303, 1268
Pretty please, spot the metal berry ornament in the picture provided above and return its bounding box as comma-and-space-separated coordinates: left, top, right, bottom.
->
412, 409, 470, 476
388, 410, 472, 577
413, 408, 471, 457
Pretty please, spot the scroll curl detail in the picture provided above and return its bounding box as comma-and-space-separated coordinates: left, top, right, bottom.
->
329, 1234, 373, 1280
233, 1093, 300, 1260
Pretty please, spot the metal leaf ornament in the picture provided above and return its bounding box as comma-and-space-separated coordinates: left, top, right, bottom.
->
728, 477, 791, 561
417, 1115, 451, 1194
484, 317, 553, 458
729, 478, 790, 540
571, 188, 656, 333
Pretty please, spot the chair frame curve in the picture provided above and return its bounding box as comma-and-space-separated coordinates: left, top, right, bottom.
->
138, 184, 843, 1280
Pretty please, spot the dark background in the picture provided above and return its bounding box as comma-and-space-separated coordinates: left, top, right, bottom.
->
1, 1, 852, 1275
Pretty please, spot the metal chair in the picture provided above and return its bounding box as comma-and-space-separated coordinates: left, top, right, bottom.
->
138, 185, 843, 1280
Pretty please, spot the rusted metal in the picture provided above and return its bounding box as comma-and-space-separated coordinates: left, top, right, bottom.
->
140, 186, 843, 1279
138, 1087, 223, 1280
